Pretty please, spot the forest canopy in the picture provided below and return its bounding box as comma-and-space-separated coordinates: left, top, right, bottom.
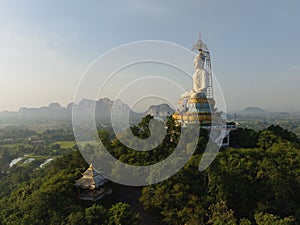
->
0, 116, 299, 224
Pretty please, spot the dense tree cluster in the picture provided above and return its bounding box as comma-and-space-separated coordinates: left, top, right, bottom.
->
0, 116, 299, 224
139, 119, 300, 225
0, 151, 140, 225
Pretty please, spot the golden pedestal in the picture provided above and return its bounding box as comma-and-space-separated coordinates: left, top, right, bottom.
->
172, 96, 216, 125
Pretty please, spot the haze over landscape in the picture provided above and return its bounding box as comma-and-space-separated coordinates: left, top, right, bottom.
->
1, 0, 300, 112
1, 1, 300, 225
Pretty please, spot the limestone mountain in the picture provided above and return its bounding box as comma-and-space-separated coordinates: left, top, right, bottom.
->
0, 98, 174, 125
145, 103, 175, 118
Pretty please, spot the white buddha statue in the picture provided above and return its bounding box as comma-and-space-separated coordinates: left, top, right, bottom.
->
181, 51, 208, 98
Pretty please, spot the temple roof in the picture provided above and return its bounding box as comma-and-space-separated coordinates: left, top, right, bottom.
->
74, 164, 107, 189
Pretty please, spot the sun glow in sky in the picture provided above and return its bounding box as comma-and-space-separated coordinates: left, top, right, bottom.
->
1, 0, 300, 112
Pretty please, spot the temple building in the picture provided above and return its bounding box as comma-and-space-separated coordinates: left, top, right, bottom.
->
173, 35, 235, 147
74, 164, 112, 201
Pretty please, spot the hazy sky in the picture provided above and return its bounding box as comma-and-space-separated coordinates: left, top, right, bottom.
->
0, 0, 300, 112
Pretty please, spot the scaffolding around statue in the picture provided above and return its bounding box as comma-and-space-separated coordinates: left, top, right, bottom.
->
172, 35, 236, 147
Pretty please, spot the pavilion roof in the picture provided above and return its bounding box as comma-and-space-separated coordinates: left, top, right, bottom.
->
74, 164, 107, 189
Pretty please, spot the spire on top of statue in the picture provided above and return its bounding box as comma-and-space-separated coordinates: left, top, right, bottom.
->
192, 34, 209, 52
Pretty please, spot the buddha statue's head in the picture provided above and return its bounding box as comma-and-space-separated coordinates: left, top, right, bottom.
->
194, 51, 205, 69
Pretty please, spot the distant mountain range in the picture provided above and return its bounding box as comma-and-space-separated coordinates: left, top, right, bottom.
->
228, 106, 294, 119
241, 107, 266, 115
0, 98, 175, 125
1, 101, 298, 126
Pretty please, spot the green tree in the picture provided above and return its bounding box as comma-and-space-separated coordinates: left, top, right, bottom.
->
230, 128, 258, 148
207, 200, 237, 225
256, 142, 300, 217
107, 203, 140, 225
239, 218, 252, 225
67, 211, 85, 225
85, 204, 107, 225
268, 125, 300, 146
257, 130, 280, 150
254, 212, 294, 225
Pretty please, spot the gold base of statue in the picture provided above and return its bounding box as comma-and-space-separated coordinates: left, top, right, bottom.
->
173, 95, 217, 125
